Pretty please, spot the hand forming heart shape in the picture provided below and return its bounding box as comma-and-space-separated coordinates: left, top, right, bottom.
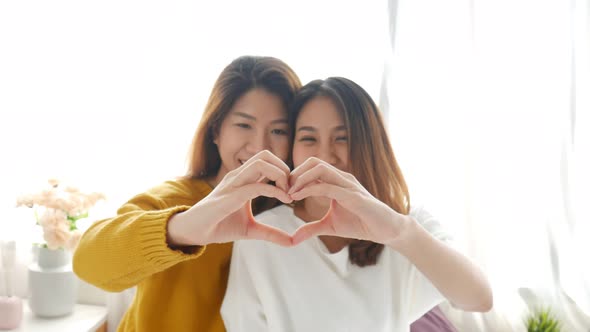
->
170, 150, 411, 249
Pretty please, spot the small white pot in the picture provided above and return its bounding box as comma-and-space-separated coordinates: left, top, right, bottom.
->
28, 246, 78, 317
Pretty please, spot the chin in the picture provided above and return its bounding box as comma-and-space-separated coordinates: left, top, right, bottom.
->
310, 196, 331, 207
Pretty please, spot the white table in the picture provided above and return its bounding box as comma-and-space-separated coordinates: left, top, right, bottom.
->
6, 300, 107, 332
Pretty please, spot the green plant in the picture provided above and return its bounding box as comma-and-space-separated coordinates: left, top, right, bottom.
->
525, 307, 561, 332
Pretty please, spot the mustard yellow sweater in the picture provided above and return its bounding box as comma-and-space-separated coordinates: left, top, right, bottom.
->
73, 178, 232, 332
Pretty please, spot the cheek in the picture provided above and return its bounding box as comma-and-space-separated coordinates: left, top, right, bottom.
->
292, 144, 310, 168
216, 140, 238, 167
338, 147, 350, 170
269, 137, 290, 162
217, 128, 243, 158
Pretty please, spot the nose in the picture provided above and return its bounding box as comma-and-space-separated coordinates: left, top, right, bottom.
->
246, 130, 270, 154
316, 142, 338, 166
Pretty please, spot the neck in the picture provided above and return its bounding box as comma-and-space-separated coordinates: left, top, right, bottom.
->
206, 177, 219, 188
205, 168, 228, 189
294, 199, 352, 254
295, 198, 330, 221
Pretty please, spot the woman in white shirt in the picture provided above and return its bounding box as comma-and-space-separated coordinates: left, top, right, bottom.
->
221, 77, 493, 332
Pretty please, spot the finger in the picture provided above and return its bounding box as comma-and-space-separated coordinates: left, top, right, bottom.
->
290, 182, 354, 205
289, 163, 351, 195
291, 220, 332, 245
246, 222, 294, 247
289, 157, 324, 186
241, 150, 291, 176
237, 183, 292, 204
234, 160, 290, 192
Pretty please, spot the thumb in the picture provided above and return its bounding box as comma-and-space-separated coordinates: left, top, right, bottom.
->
246, 221, 294, 247
292, 220, 331, 245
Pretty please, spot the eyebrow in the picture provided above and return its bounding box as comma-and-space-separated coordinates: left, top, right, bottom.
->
232, 112, 288, 124
297, 125, 346, 132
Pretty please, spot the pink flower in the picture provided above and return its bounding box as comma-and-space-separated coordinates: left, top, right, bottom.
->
83, 192, 106, 211
48, 178, 60, 188
66, 230, 82, 251
15, 179, 106, 252
38, 209, 68, 228
37, 190, 58, 209
64, 194, 83, 216
43, 224, 70, 250
64, 186, 79, 193
16, 194, 35, 208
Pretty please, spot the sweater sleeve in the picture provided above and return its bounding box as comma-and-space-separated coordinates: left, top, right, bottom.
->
220, 240, 268, 332
73, 179, 209, 292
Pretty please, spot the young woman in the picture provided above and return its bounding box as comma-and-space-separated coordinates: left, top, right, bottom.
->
73, 55, 302, 332
221, 77, 493, 332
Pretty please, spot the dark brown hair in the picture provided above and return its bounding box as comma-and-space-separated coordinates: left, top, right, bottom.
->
290, 77, 410, 266
185, 56, 301, 213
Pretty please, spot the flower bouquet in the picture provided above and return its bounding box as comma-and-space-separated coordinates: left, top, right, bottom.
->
16, 179, 105, 251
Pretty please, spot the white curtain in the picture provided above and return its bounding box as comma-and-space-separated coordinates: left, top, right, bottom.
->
381, 0, 590, 331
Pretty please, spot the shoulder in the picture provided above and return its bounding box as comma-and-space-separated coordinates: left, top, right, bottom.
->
118, 178, 212, 213
141, 177, 212, 202
147, 177, 211, 198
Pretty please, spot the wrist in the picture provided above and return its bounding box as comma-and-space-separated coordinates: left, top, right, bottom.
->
166, 211, 197, 247
386, 213, 423, 254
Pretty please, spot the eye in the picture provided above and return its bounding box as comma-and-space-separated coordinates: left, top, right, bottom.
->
235, 123, 251, 129
335, 136, 348, 142
298, 136, 316, 142
271, 128, 288, 136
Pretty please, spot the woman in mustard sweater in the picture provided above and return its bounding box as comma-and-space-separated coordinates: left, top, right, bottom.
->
73, 55, 302, 332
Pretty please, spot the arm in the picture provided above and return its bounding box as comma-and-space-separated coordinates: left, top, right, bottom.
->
74, 150, 295, 292
289, 157, 493, 313
393, 212, 493, 312
166, 150, 294, 247
73, 179, 207, 292
221, 241, 268, 332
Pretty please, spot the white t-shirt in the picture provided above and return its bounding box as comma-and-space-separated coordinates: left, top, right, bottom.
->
221, 205, 453, 332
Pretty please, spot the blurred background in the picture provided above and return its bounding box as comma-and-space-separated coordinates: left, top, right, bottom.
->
1, 0, 588, 331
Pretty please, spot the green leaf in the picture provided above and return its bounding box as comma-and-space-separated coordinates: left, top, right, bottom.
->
524, 307, 561, 332
69, 219, 78, 231
67, 211, 88, 222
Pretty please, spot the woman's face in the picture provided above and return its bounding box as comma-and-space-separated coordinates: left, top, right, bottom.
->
292, 96, 349, 171
215, 88, 290, 179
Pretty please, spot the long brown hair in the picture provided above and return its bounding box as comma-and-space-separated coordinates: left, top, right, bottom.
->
186, 56, 301, 213
289, 77, 410, 267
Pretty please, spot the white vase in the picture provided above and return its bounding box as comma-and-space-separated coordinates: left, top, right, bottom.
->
28, 246, 78, 317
